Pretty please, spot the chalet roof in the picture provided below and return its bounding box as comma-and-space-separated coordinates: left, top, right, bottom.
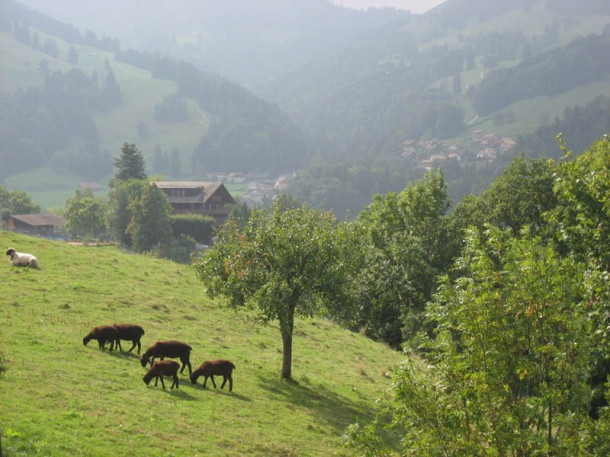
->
154, 181, 232, 204
10, 214, 66, 227
155, 181, 216, 189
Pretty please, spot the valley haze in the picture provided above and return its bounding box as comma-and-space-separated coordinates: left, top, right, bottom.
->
2, 0, 609, 217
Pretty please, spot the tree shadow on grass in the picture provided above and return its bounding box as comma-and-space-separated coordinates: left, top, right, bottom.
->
142, 382, 197, 400
256, 374, 376, 433
83, 345, 140, 360
167, 388, 197, 400
185, 381, 252, 402
106, 349, 140, 361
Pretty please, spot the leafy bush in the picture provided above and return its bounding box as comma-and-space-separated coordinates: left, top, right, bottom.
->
170, 214, 215, 244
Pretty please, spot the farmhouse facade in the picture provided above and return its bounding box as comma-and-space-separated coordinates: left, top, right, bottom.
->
8, 214, 67, 238
154, 181, 235, 224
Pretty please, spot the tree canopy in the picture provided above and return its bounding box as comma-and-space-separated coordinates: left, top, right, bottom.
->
370, 227, 592, 456
354, 170, 455, 348
345, 137, 610, 455
0, 187, 41, 217
127, 183, 172, 253
194, 199, 357, 380
64, 189, 106, 240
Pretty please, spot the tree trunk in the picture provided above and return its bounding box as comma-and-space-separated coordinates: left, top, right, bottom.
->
281, 327, 293, 380
280, 304, 296, 380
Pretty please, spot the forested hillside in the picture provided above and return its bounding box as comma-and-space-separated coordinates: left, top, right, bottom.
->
279, 0, 610, 215
264, 0, 610, 151
0, 0, 310, 185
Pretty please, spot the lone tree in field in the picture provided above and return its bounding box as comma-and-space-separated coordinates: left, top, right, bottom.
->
194, 199, 355, 380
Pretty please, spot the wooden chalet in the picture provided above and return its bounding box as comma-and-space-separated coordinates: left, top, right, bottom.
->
154, 181, 235, 225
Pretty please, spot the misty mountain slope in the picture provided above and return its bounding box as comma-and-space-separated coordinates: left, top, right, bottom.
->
1, 0, 311, 191
17, 0, 410, 88
260, 0, 610, 159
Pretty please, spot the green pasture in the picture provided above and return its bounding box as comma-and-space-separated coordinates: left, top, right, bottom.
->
3, 165, 92, 211
0, 31, 70, 91
425, 3, 610, 49
0, 232, 404, 456
92, 58, 208, 159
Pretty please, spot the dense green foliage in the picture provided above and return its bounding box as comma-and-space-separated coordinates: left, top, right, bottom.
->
354, 171, 455, 348
126, 183, 172, 253
345, 137, 610, 455
449, 154, 558, 236
111, 143, 147, 185
106, 179, 146, 248
64, 188, 106, 240
170, 214, 215, 245
106, 181, 172, 254
0, 186, 41, 221
226, 200, 251, 229
384, 228, 591, 456
289, 159, 424, 219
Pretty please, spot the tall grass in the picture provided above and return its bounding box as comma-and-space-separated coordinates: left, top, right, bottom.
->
0, 232, 404, 456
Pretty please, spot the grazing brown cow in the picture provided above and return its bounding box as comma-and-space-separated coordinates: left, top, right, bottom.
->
112, 323, 145, 354
143, 360, 180, 390
82, 325, 119, 351
140, 340, 192, 375
190, 359, 236, 391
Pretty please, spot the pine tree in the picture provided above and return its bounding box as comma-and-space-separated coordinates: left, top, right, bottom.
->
111, 143, 147, 186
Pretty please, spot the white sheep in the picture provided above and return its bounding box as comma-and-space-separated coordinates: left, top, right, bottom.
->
6, 247, 40, 269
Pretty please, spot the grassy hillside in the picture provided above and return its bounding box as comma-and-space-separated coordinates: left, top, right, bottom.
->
3, 166, 88, 210
425, 1, 610, 47
421, 1, 610, 139
0, 28, 207, 156
0, 232, 404, 456
468, 77, 610, 138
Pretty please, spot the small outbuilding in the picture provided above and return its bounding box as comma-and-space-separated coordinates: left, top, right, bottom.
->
8, 214, 67, 239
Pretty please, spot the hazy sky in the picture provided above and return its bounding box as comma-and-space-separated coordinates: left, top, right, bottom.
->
331, 0, 446, 14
